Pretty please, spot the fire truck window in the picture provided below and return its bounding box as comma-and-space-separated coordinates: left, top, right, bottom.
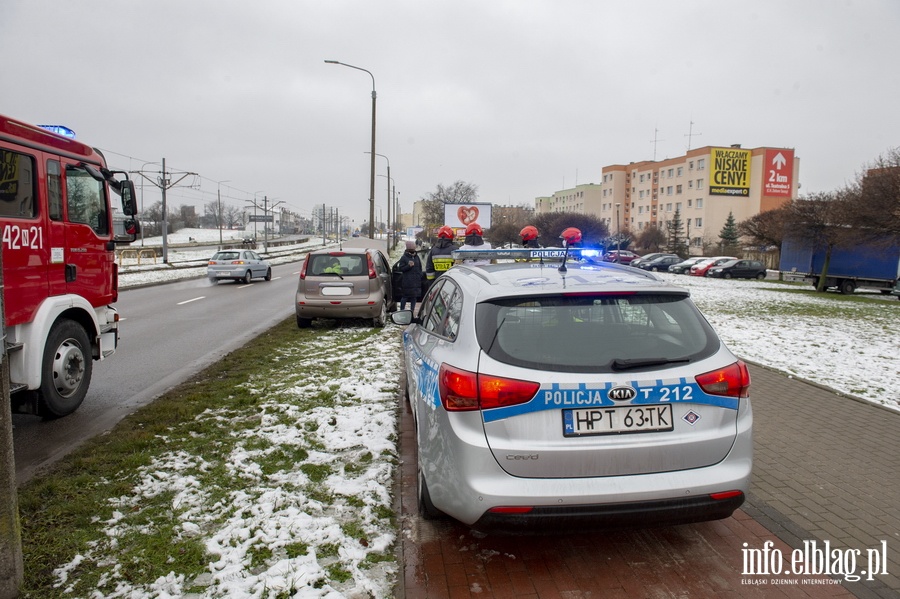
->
47, 159, 63, 220
0, 148, 37, 218
65, 165, 109, 234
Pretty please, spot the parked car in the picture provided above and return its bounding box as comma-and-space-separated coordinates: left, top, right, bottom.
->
707, 259, 768, 280
295, 247, 395, 328
391, 250, 752, 530
638, 254, 682, 272
603, 249, 639, 264
690, 256, 737, 277
207, 250, 271, 284
629, 252, 669, 269
668, 257, 705, 274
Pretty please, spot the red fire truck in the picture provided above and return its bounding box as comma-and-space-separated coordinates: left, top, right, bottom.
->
1, 114, 138, 417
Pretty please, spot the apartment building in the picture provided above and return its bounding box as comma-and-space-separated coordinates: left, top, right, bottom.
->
538, 145, 800, 251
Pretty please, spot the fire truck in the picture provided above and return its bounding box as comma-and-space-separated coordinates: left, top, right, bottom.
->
1, 114, 138, 417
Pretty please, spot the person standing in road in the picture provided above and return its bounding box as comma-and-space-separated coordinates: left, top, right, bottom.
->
424, 225, 457, 290
398, 241, 424, 313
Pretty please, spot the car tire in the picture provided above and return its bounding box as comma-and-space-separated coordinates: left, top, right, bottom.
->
296, 315, 312, 328
372, 302, 388, 328
724, 273, 732, 279
264, 268, 272, 281
243, 271, 253, 284
208, 278, 218, 285
756, 272, 766, 280
38, 319, 92, 419
839, 280, 856, 295
418, 465, 442, 520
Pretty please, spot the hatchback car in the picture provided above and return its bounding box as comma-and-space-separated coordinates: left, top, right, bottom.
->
690, 256, 736, 276
707, 259, 768, 280
207, 250, 271, 284
629, 252, 668, 269
392, 253, 752, 530
602, 249, 639, 264
637, 254, 682, 272
295, 248, 395, 328
668, 257, 704, 274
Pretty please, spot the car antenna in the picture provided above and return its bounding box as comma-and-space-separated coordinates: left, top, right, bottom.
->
558, 227, 582, 273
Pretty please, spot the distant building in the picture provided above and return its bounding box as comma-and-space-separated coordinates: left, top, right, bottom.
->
537, 145, 800, 251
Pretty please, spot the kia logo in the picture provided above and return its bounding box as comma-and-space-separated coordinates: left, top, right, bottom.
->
608, 385, 636, 402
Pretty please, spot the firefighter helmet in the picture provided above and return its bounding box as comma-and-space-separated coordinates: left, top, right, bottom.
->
438, 225, 455, 239
465, 222, 483, 236
520, 225, 539, 241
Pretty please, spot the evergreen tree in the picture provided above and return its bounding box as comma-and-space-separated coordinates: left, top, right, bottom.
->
718, 211, 741, 255
666, 208, 688, 257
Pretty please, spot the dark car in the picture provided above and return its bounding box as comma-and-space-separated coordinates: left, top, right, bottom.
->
668, 257, 705, 274
707, 259, 768, 280
603, 250, 639, 264
629, 252, 668, 269
638, 254, 682, 272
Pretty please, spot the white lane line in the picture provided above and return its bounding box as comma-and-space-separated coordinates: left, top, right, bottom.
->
177, 296, 206, 305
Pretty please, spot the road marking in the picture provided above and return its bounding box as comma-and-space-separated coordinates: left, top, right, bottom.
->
177, 296, 205, 305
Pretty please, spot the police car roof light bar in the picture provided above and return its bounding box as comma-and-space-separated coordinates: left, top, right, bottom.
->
451, 248, 583, 262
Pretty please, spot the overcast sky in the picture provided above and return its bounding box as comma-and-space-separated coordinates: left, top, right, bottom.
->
3, 0, 898, 226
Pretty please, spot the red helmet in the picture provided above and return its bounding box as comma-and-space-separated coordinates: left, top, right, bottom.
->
520, 225, 538, 241
560, 227, 582, 244
465, 222, 483, 236
438, 225, 455, 239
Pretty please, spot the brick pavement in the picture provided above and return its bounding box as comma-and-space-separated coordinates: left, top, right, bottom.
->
395, 364, 899, 598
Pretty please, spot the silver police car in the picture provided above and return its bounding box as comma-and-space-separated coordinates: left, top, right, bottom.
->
392, 248, 752, 530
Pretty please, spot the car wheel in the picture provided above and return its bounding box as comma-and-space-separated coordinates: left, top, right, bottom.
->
372, 301, 387, 328
208, 278, 218, 285
756, 272, 766, 280
724, 273, 732, 279
38, 319, 92, 418
418, 464, 442, 520
296, 315, 312, 328
839, 280, 856, 295
264, 268, 272, 281
243, 270, 253, 284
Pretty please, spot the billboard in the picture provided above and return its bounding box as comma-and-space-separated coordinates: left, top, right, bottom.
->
763, 149, 794, 197
443, 202, 493, 229
710, 147, 752, 197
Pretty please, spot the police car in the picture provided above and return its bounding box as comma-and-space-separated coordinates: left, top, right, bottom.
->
391, 246, 752, 530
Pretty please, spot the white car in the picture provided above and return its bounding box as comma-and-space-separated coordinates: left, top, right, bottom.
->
207, 250, 271, 284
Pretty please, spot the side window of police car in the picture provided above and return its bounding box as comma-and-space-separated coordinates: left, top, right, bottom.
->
423, 279, 461, 340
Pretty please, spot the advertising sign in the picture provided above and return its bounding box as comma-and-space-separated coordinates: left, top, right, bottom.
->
710, 147, 752, 197
443, 202, 493, 229
764, 149, 794, 197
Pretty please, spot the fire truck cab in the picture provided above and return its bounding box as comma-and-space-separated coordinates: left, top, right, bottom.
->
1, 114, 138, 417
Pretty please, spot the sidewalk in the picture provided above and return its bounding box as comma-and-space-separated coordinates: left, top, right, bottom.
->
396, 364, 900, 598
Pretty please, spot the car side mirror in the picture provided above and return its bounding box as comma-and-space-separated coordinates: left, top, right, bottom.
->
390, 311, 417, 325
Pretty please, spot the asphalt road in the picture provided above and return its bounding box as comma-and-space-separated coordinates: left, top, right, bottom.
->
12, 258, 305, 484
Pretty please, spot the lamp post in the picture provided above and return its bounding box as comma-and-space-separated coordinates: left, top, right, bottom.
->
367, 152, 391, 247
615, 203, 621, 261
217, 180, 230, 249
325, 60, 376, 240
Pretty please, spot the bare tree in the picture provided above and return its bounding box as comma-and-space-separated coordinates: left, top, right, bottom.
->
635, 224, 666, 252
419, 180, 480, 236
532, 212, 608, 247
849, 147, 900, 240
785, 189, 857, 291
739, 201, 793, 249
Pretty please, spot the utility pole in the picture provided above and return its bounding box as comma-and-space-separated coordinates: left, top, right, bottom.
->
132, 159, 195, 263
1, 249, 25, 599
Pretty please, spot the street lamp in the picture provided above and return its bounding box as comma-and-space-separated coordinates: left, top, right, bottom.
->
615, 203, 621, 261
325, 59, 376, 240
367, 152, 391, 247
218, 180, 230, 249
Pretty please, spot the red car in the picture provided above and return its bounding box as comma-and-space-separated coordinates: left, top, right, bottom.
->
690, 256, 737, 276
603, 250, 639, 264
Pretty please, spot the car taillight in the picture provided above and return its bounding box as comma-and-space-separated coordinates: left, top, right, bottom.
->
438, 364, 539, 411
695, 361, 751, 398
367, 253, 377, 279
299, 255, 309, 280
231, 260, 245, 265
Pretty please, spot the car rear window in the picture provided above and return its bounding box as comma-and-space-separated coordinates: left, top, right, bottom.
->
212, 252, 240, 261
475, 293, 719, 373
308, 254, 366, 276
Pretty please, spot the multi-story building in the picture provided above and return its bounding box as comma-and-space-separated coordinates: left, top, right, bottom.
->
535, 183, 603, 215
538, 145, 800, 252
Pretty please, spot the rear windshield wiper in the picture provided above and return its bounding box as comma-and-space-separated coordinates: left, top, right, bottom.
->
611, 357, 690, 371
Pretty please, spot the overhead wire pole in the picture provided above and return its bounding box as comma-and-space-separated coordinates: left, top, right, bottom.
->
366, 152, 391, 247
325, 60, 376, 239
132, 159, 196, 263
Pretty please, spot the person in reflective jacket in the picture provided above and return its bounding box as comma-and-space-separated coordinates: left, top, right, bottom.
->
425, 225, 457, 289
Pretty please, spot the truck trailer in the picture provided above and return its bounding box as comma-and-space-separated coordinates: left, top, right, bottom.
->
779, 233, 900, 295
